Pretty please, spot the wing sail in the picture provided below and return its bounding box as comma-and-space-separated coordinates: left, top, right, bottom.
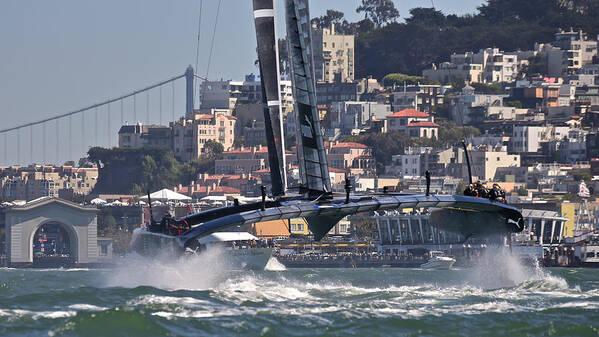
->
284, 0, 331, 194
253, 0, 287, 196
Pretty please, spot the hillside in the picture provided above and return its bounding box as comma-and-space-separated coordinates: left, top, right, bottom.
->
353, 0, 599, 78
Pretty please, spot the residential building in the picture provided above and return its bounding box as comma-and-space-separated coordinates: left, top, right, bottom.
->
312, 24, 355, 83
386, 109, 438, 138
328, 101, 391, 135
510, 125, 569, 153
391, 84, 444, 113
199, 75, 294, 114
510, 83, 560, 109
171, 110, 237, 162
469, 145, 521, 181
214, 146, 268, 175
118, 124, 172, 149
327, 142, 376, 176
423, 48, 519, 84
450, 85, 506, 125
315, 82, 359, 106
423, 62, 483, 84
0, 165, 98, 201
552, 29, 598, 75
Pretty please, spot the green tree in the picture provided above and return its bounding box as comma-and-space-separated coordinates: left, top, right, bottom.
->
505, 100, 523, 109
312, 10, 345, 29
356, 0, 400, 27
472, 82, 505, 94
517, 186, 528, 196
204, 140, 224, 157
382, 73, 437, 86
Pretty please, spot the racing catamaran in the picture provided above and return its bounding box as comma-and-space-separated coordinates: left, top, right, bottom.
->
130, 0, 524, 257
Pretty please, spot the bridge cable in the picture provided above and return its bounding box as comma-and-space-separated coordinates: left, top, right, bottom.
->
0, 73, 185, 134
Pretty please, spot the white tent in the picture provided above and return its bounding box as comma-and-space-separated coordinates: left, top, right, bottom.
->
141, 188, 192, 202
90, 198, 107, 205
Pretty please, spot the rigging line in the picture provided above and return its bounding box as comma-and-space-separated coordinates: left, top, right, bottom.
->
17, 128, 20, 166
56, 120, 59, 165
3, 133, 7, 166
195, 0, 203, 107
82, 112, 85, 156
202, 0, 222, 97
133, 94, 137, 123
159, 85, 163, 125
172, 81, 176, 121
95, 107, 98, 146
43, 123, 46, 164
107, 104, 111, 148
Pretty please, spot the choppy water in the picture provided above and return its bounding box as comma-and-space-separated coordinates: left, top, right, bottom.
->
1, 250, 599, 336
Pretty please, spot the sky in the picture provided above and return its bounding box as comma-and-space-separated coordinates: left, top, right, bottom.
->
0, 0, 485, 166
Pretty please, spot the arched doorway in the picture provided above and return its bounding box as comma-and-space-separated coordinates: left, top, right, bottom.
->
32, 222, 74, 267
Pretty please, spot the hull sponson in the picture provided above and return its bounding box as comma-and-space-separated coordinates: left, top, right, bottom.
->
285, 0, 331, 193
176, 194, 524, 245
253, 0, 287, 196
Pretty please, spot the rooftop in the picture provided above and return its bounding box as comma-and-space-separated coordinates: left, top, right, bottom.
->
408, 122, 439, 127
387, 109, 430, 118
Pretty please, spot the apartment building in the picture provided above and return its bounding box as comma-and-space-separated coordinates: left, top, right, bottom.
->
312, 24, 355, 83
0, 165, 98, 201
386, 109, 439, 139
199, 75, 294, 115
469, 145, 521, 181
118, 124, 172, 149
511, 125, 569, 153
326, 142, 376, 176
171, 111, 236, 162
391, 84, 444, 113
423, 48, 519, 84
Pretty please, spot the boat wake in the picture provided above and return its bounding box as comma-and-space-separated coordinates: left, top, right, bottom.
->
264, 257, 286, 271
465, 247, 564, 290
103, 246, 231, 290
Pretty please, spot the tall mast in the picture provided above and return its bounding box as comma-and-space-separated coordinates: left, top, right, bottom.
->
285, 0, 331, 195
252, 0, 287, 196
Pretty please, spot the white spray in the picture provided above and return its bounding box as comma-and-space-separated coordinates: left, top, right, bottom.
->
104, 246, 231, 290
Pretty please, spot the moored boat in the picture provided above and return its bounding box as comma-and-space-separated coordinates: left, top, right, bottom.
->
420, 251, 456, 270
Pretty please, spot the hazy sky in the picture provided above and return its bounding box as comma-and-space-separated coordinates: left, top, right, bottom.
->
0, 0, 484, 165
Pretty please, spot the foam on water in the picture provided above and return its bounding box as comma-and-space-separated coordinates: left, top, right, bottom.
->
103, 246, 230, 290
465, 246, 568, 290
264, 256, 286, 271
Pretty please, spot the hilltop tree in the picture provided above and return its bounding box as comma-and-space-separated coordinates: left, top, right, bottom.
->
311, 10, 345, 29
356, 0, 400, 27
